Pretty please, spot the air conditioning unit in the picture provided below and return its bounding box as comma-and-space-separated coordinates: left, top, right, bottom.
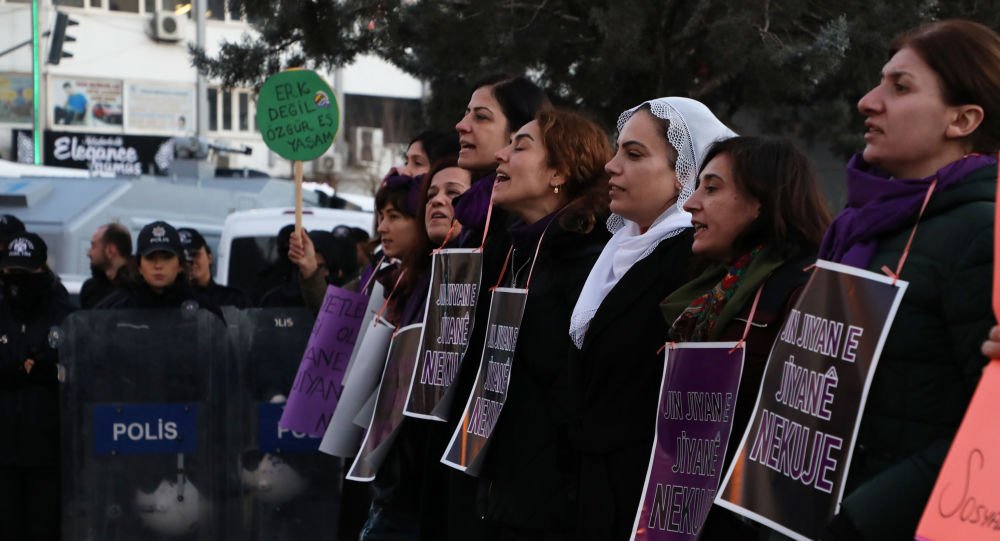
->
153, 11, 183, 42
312, 151, 338, 175
353, 127, 384, 165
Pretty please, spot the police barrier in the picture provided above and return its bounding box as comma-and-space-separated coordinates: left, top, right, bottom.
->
60, 307, 343, 540
229, 307, 341, 540
60, 307, 231, 540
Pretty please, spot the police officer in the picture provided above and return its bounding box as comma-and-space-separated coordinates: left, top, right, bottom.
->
0, 232, 74, 540
98, 221, 216, 314
178, 227, 250, 308
0, 214, 25, 246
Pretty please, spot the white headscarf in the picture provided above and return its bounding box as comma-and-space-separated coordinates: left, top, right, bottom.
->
569, 97, 737, 349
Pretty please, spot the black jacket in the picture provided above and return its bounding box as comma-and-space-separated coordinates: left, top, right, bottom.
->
568, 230, 697, 541
79, 266, 130, 309
840, 163, 996, 539
0, 275, 74, 466
97, 279, 223, 319
195, 280, 251, 309
476, 217, 610, 532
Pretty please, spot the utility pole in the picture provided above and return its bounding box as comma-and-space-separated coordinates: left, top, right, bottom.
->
31, 0, 42, 164
195, 0, 208, 138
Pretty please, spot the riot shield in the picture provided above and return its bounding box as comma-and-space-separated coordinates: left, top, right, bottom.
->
229, 307, 341, 540
60, 308, 232, 541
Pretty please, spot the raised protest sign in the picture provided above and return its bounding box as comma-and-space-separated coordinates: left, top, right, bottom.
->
915, 362, 1000, 540
256, 69, 338, 162
716, 260, 907, 541
442, 287, 528, 476
279, 286, 368, 437
404, 249, 484, 421
347, 324, 423, 481
255, 68, 339, 232
914, 176, 1000, 541
319, 315, 394, 458
631, 343, 744, 541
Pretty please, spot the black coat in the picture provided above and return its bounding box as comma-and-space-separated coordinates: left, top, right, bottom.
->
421, 210, 514, 541
79, 266, 131, 309
476, 217, 610, 533
97, 279, 222, 319
195, 280, 251, 309
568, 230, 696, 541
0, 276, 74, 467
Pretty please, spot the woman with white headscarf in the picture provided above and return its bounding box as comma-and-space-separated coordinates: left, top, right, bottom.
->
567, 97, 735, 541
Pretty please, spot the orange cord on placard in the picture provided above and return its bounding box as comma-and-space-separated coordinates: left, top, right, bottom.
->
880, 178, 938, 285
432, 221, 459, 255
460, 413, 468, 466
376, 267, 406, 325
490, 246, 514, 291
477, 182, 498, 253
523, 221, 553, 290
360, 254, 386, 295
656, 341, 677, 355
729, 284, 764, 354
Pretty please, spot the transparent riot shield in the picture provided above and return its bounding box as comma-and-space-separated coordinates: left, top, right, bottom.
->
229, 307, 342, 540
60, 307, 232, 541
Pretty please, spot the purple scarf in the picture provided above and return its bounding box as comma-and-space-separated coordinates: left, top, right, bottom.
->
818, 153, 996, 268
453, 173, 496, 245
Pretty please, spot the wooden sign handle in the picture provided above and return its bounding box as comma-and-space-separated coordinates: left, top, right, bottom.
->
295, 161, 303, 236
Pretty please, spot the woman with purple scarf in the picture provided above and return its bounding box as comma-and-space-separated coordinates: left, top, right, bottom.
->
816, 20, 1000, 541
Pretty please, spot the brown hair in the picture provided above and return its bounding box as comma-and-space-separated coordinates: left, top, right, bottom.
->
535, 108, 612, 233
374, 178, 431, 304
473, 73, 552, 136
891, 19, 1000, 154
701, 136, 832, 256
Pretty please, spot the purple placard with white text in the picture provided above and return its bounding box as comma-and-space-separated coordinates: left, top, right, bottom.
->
631, 343, 744, 541
279, 286, 369, 437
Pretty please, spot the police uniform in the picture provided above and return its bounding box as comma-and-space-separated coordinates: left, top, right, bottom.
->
0, 232, 74, 540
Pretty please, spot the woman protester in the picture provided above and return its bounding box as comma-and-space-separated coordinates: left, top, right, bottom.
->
567, 98, 735, 541
420, 156, 473, 246
816, 20, 999, 540
422, 75, 550, 541
661, 136, 832, 538
360, 158, 474, 541
453, 74, 552, 244
360, 173, 435, 541
0, 232, 74, 541
472, 108, 612, 540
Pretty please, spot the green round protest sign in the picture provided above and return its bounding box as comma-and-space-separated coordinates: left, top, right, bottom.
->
256, 69, 339, 161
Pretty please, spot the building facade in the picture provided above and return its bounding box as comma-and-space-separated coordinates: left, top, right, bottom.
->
0, 0, 423, 193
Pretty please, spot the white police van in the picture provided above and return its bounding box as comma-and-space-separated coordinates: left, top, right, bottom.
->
214, 207, 373, 292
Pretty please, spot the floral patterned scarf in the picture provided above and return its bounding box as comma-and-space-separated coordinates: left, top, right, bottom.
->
669, 245, 763, 341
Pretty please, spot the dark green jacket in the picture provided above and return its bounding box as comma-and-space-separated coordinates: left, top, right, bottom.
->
841, 163, 996, 539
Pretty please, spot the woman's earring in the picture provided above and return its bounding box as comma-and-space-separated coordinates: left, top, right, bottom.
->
553, 185, 561, 194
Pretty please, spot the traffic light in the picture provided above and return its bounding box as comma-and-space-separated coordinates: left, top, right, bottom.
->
47, 12, 78, 65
